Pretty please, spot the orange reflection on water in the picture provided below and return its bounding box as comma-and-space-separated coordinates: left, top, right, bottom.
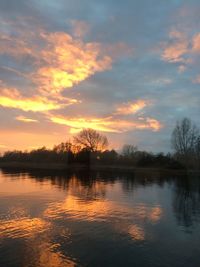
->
43, 175, 124, 221
44, 194, 112, 222
135, 204, 163, 223
0, 172, 168, 267
0, 218, 77, 267
128, 224, 145, 241
0, 217, 49, 239
67, 175, 107, 199
43, 176, 163, 227
0, 171, 59, 195
149, 207, 163, 223
36, 242, 76, 267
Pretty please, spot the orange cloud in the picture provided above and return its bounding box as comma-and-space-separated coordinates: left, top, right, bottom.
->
50, 115, 162, 133
0, 94, 62, 112
0, 34, 34, 58
115, 100, 147, 115
192, 33, 200, 52
34, 32, 112, 94
162, 30, 200, 63
0, 25, 113, 96
161, 29, 200, 69
50, 116, 118, 133
0, 86, 77, 112
16, 116, 38, 123
145, 118, 162, 131
162, 43, 187, 62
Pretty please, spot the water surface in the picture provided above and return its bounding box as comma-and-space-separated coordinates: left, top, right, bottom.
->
0, 168, 200, 267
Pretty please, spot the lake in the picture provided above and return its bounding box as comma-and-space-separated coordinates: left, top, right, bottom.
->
0, 168, 200, 267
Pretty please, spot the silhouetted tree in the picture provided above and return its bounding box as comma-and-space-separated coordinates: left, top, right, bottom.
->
122, 144, 137, 158
73, 128, 108, 152
100, 150, 118, 164
53, 141, 72, 153
195, 135, 200, 169
171, 118, 199, 167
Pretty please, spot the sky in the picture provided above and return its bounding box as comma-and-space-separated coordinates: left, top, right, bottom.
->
0, 0, 200, 152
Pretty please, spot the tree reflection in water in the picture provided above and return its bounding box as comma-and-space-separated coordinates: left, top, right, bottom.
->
173, 175, 200, 228
1, 168, 200, 229
2, 169, 200, 227
1, 168, 200, 267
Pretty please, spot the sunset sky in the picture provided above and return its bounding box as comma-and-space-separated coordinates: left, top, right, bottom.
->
0, 0, 200, 152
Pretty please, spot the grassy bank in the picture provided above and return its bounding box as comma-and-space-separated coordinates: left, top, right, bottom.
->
0, 161, 189, 175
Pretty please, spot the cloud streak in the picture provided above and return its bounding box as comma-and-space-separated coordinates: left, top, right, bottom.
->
115, 100, 147, 115
0, 93, 64, 112
50, 115, 161, 133
16, 116, 38, 123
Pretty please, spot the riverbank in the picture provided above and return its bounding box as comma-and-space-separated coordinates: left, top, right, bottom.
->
0, 161, 189, 175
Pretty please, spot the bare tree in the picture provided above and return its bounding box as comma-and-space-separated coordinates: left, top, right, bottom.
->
122, 144, 137, 158
171, 118, 199, 167
53, 141, 72, 153
194, 135, 200, 169
73, 128, 108, 152
53, 141, 81, 154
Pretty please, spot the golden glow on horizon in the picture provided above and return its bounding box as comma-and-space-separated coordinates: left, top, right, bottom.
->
0, 130, 67, 152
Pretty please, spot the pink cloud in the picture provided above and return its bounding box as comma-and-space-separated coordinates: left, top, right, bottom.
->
192, 33, 200, 53
162, 30, 188, 63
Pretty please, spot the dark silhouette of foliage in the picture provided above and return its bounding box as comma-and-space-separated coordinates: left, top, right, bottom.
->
73, 128, 108, 152
0, 125, 196, 169
171, 117, 200, 168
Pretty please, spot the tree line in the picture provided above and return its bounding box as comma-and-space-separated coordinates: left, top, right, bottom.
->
0, 118, 199, 169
